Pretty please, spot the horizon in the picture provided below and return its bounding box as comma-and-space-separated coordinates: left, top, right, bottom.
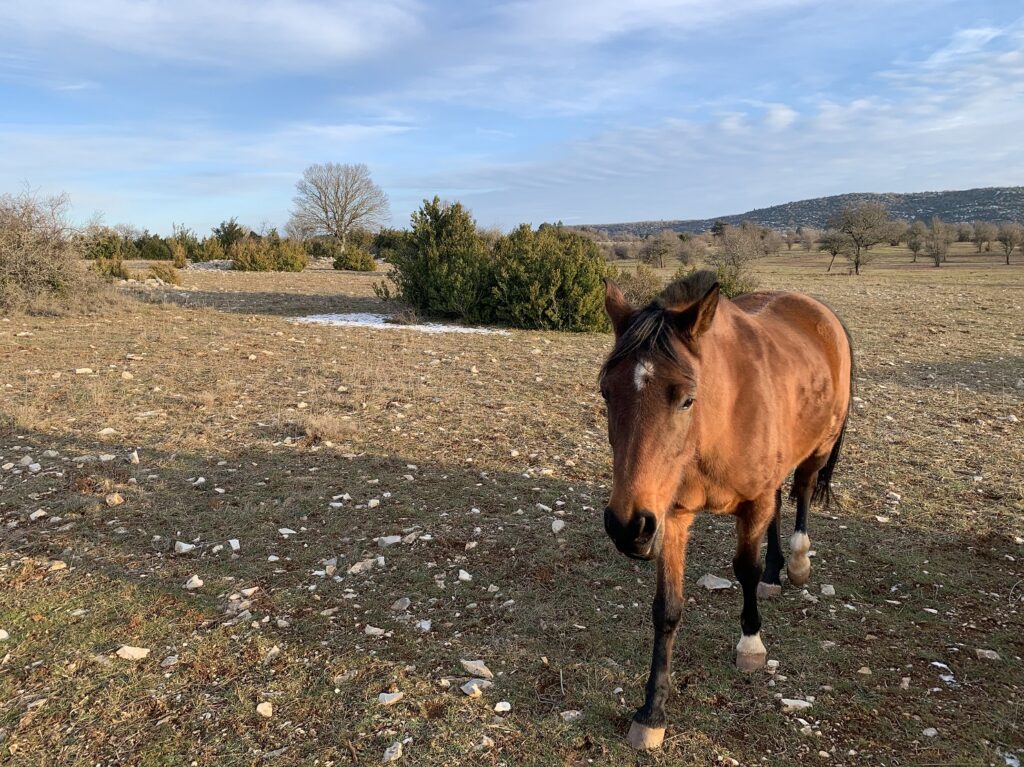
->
1, 1, 1022, 236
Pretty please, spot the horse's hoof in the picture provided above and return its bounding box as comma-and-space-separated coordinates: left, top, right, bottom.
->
757, 581, 782, 599
787, 560, 811, 587
627, 720, 665, 750
735, 632, 767, 672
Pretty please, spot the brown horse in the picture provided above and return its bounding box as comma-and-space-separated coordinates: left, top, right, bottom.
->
599, 270, 852, 750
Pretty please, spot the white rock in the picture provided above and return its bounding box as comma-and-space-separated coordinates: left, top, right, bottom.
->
183, 575, 204, 590
98, 427, 117, 437
378, 535, 402, 547
551, 519, 565, 535
160, 655, 178, 667
174, 541, 196, 554
391, 597, 411, 612
378, 691, 404, 706
367, 499, 380, 508
364, 625, 385, 636
28, 463, 41, 473
116, 645, 150, 660
416, 619, 432, 633
857, 666, 872, 675
460, 678, 492, 697
0, 629, 9, 641
18, 455, 33, 466
460, 659, 494, 680
780, 698, 813, 713
697, 573, 732, 590
256, 701, 273, 718
128, 450, 140, 465
458, 569, 472, 582
494, 701, 511, 713
29, 509, 48, 521
348, 558, 376, 575
820, 584, 836, 597
975, 648, 1001, 661
382, 741, 403, 762
278, 527, 297, 536
74, 367, 93, 375
922, 727, 938, 738
228, 538, 240, 551
559, 709, 583, 722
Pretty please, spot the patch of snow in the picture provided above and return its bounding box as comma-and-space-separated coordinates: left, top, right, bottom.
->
294, 313, 510, 335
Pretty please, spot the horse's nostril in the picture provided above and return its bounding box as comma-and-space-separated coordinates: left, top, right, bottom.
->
635, 509, 657, 544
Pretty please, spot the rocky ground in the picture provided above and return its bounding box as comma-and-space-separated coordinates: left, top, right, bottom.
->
0, 255, 1021, 766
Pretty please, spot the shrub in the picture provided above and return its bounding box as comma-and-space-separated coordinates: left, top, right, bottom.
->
230, 234, 308, 272
81, 227, 138, 261
230, 239, 274, 271
169, 240, 187, 268
304, 238, 342, 261
272, 238, 309, 272
135, 232, 173, 260
0, 190, 103, 312
196, 237, 226, 262
609, 263, 664, 307
386, 197, 491, 321
148, 262, 181, 285
489, 224, 607, 331
94, 254, 131, 281
705, 225, 761, 296
333, 247, 376, 271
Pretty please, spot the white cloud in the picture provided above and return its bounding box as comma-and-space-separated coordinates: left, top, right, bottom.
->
764, 103, 798, 131
0, 0, 421, 71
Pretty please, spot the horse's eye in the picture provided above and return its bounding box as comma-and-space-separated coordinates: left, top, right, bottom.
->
600, 387, 609, 401
679, 397, 695, 411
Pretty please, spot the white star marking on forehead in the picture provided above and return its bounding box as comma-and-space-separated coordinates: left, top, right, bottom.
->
634, 359, 655, 391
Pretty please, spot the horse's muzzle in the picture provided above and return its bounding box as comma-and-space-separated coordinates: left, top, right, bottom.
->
604, 507, 660, 560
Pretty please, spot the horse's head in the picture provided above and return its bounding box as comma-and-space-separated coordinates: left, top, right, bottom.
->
599, 273, 720, 560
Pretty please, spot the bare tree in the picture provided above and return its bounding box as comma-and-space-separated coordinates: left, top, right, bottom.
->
826, 202, 896, 274
972, 221, 997, 253
996, 222, 1023, 264
799, 227, 819, 251
288, 163, 390, 250
906, 221, 927, 263
639, 229, 683, 268
925, 217, 954, 267
818, 230, 851, 272
784, 229, 798, 250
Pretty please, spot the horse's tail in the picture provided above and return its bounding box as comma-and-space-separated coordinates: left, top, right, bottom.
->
811, 322, 854, 509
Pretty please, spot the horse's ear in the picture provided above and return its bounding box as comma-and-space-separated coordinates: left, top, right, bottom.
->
671, 282, 719, 341
604, 278, 634, 336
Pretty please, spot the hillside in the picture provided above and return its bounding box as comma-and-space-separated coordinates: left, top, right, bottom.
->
585, 186, 1024, 237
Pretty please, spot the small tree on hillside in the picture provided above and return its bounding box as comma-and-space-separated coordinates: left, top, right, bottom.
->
826, 202, 896, 274
819, 230, 851, 272
707, 225, 761, 295
996, 222, 1023, 264
288, 162, 390, 251
213, 218, 247, 251
784, 229, 798, 250
925, 217, 954, 267
639, 229, 682, 268
799, 227, 819, 251
906, 221, 927, 263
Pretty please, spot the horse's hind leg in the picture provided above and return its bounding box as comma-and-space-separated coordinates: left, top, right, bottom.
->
758, 487, 784, 598
734, 494, 775, 671
787, 458, 823, 587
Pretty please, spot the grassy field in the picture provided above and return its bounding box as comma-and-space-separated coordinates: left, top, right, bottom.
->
1, 246, 1022, 766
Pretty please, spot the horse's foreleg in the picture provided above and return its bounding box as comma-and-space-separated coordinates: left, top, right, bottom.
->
628, 515, 693, 751
758, 487, 784, 598
734, 495, 775, 671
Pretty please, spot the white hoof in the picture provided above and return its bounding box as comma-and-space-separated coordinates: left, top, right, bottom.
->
757, 581, 782, 599
735, 632, 767, 672
788, 532, 811, 587
627, 720, 665, 750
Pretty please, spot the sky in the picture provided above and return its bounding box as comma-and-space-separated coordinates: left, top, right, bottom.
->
1, 0, 1022, 234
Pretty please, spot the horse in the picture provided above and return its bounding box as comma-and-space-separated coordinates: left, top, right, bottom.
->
598, 270, 852, 750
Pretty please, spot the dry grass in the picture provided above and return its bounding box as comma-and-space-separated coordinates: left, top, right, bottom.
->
0, 249, 1021, 766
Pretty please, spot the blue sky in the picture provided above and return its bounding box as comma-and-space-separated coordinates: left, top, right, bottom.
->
1, 1, 1022, 234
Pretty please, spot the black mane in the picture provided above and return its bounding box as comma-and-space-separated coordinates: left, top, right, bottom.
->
601, 270, 718, 377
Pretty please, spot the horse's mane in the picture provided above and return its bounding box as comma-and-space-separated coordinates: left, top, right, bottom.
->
601, 270, 718, 377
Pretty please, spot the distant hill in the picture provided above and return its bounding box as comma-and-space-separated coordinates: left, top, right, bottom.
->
583, 187, 1024, 237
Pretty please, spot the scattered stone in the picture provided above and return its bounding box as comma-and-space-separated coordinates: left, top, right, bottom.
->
559, 710, 583, 723
458, 569, 472, 582
121, 371, 134, 380
29, 509, 47, 522
382, 741, 403, 762
697, 574, 732, 590
0, 629, 9, 642
28, 463, 41, 473
364, 625, 385, 636
116, 645, 150, 661
183, 575, 204, 590
922, 727, 938, 738
900, 677, 911, 689
391, 597, 411, 612
174, 541, 195, 554
460, 659, 494, 680
128, 450, 140, 464
551, 519, 565, 535
98, 427, 117, 437
256, 701, 273, 718
105, 493, 124, 507
378, 534, 402, 547
475, 735, 495, 750
229, 539, 241, 551
161, 655, 178, 668
415, 619, 432, 633
780, 698, 813, 713
278, 527, 297, 536
47, 560, 67, 572
820, 584, 836, 597
18, 455, 33, 466
74, 367, 93, 375
857, 666, 872, 675
367, 499, 380, 509
378, 691, 405, 706
494, 701, 511, 713
975, 648, 1001, 661
460, 678, 492, 697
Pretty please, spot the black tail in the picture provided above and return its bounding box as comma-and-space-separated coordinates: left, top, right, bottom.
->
812, 322, 854, 509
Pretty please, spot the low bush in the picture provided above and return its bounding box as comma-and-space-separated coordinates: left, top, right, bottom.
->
333, 247, 376, 272
196, 237, 225, 262
609, 263, 664, 306
230, 233, 308, 272
148, 262, 181, 285
304, 238, 342, 261
0, 190, 105, 312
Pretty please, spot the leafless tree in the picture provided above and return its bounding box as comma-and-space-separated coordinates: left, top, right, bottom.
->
784, 229, 798, 250
818, 230, 851, 272
799, 227, 819, 251
826, 202, 897, 274
972, 221, 997, 253
925, 217, 954, 267
996, 222, 1023, 264
906, 220, 927, 263
640, 229, 683, 268
288, 163, 390, 249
